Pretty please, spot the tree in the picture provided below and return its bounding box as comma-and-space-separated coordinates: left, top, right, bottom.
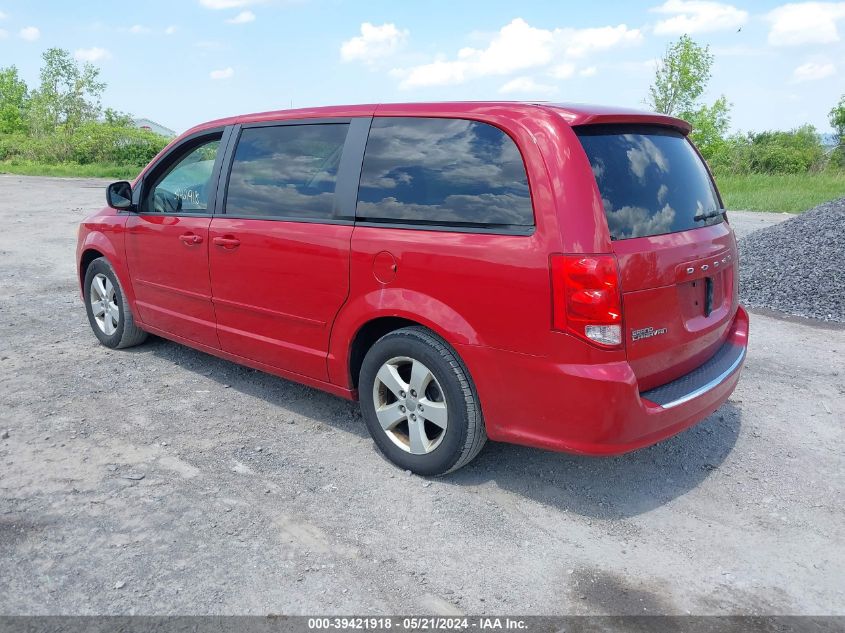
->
830, 95, 845, 142
685, 96, 731, 160
829, 95, 845, 168
103, 108, 134, 128
648, 35, 713, 116
28, 48, 106, 136
0, 66, 29, 134
648, 35, 731, 159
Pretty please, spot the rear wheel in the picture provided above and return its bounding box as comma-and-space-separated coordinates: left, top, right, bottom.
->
359, 327, 486, 475
83, 257, 147, 349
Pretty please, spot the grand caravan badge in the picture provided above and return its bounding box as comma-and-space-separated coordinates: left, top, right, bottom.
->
631, 326, 668, 342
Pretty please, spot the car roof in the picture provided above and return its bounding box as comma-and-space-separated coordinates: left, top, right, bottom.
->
185, 101, 691, 136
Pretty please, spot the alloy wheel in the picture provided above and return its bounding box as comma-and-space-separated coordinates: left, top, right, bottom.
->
372, 356, 448, 455
90, 273, 119, 336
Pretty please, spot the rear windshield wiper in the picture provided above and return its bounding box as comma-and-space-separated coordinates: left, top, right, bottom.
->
693, 209, 726, 222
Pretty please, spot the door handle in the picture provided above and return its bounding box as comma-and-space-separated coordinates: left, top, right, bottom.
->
213, 236, 241, 249
179, 232, 203, 245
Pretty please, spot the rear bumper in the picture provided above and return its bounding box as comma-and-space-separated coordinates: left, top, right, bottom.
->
460, 305, 749, 456
640, 337, 745, 409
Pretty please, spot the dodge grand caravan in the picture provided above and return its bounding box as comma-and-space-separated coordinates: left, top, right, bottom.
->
76, 102, 748, 475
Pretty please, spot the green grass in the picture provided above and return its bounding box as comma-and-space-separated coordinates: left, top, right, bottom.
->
0, 160, 141, 180
715, 172, 845, 213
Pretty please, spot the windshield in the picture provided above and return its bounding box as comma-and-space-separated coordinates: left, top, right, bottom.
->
575, 125, 723, 240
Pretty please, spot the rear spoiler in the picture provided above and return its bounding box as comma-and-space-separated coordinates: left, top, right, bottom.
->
545, 107, 692, 136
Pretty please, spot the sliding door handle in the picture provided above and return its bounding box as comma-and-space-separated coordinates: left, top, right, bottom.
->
213, 236, 241, 249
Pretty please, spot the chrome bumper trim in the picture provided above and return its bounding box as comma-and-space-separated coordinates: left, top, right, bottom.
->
658, 346, 746, 409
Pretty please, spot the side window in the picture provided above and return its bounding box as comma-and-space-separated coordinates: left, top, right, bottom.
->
357, 117, 534, 228
145, 137, 221, 213
225, 123, 350, 220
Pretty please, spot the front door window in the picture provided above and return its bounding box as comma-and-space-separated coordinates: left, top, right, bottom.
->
145, 139, 221, 213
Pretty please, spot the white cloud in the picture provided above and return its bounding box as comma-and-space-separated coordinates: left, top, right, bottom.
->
199, 0, 261, 9
792, 61, 836, 81
767, 2, 845, 46
74, 47, 111, 62
165, 25, 178, 35
499, 76, 557, 94
341, 22, 408, 64
19, 26, 39, 41
396, 18, 641, 89
551, 63, 598, 79
227, 10, 255, 24
651, 0, 748, 34
0, 29, 6, 39
561, 24, 645, 58
210, 67, 235, 79
0, 11, 6, 20
129, 24, 150, 34
390, 60, 464, 86
550, 63, 576, 79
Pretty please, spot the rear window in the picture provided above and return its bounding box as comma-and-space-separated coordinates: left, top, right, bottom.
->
575, 125, 723, 240
356, 117, 533, 229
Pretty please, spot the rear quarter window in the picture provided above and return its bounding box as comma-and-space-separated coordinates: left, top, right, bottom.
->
575, 125, 723, 240
356, 117, 534, 230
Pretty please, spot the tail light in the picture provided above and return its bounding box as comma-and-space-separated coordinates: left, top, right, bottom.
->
551, 254, 623, 348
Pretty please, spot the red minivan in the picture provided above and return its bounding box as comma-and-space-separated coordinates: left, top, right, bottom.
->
77, 102, 748, 475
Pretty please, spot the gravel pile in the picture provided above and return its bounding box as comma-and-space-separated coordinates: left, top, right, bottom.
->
738, 197, 844, 322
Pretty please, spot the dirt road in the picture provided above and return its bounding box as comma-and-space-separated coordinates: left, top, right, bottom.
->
0, 175, 842, 615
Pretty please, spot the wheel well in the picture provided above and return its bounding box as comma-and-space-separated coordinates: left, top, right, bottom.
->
79, 249, 104, 285
349, 317, 420, 389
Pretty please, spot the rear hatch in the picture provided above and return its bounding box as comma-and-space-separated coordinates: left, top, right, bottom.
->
575, 124, 738, 391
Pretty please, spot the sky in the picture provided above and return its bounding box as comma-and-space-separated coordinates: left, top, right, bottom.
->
0, 0, 843, 134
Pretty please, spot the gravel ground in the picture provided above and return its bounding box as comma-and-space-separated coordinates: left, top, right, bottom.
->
0, 175, 843, 616
738, 199, 845, 322
726, 210, 791, 241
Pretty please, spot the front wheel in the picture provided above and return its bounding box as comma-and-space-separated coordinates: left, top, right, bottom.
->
83, 257, 148, 349
359, 327, 486, 475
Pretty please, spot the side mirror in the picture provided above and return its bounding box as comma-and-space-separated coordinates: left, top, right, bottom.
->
106, 181, 134, 210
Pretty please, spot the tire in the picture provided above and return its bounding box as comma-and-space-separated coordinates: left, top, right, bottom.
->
83, 257, 148, 349
359, 326, 486, 475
